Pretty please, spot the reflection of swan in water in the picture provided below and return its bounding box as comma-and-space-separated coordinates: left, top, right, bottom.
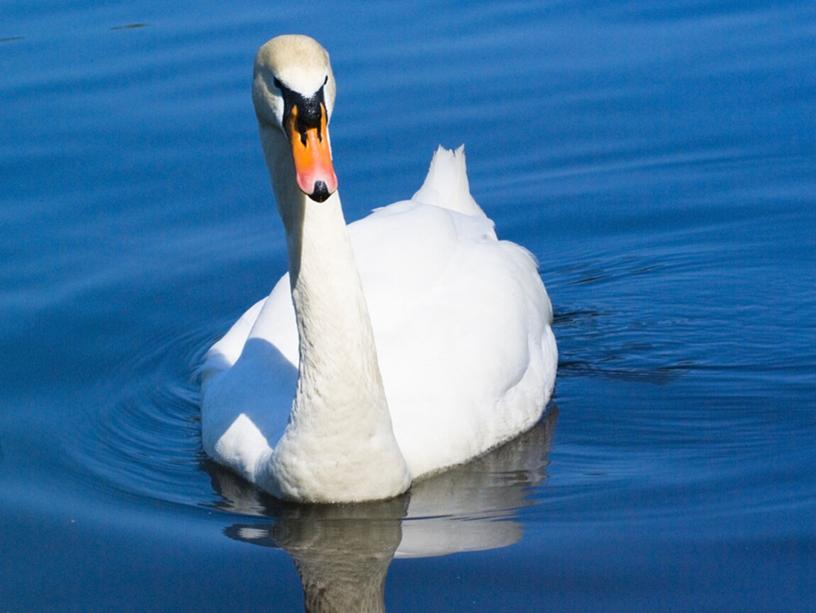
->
226, 499, 406, 613
208, 410, 556, 611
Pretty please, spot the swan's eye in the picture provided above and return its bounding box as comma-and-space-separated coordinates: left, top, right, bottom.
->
323, 75, 328, 87
273, 77, 284, 91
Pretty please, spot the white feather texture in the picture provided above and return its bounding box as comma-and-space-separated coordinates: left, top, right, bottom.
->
200, 35, 557, 503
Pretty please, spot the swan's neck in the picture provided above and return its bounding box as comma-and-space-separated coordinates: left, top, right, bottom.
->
258, 125, 410, 502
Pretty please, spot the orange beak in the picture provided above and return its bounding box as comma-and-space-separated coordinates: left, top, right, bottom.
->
287, 104, 338, 202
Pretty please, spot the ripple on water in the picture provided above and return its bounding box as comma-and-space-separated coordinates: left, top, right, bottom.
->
70, 320, 561, 533
72, 325, 216, 508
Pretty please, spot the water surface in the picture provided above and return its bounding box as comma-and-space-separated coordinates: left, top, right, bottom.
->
1, 1, 814, 610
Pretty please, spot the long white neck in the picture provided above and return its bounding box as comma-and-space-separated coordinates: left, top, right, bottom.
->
258, 125, 410, 502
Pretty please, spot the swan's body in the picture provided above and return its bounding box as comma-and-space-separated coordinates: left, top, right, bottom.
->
200, 35, 557, 503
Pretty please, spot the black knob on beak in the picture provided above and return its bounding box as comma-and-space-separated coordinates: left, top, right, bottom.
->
310, 180, 331, 203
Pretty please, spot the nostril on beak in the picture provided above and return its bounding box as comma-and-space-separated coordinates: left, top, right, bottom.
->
310, 180, 330, 202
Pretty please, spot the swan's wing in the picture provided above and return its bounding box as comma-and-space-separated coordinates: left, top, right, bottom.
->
350, 196, 556, 479
198, 298, 266, 384
199, 275, 299, 485
200, 274, 298, 385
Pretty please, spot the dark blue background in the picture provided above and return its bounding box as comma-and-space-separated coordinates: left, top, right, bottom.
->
1, 1, 814, 610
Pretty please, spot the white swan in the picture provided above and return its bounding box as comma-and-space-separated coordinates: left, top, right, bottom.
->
200, 34, 557, 503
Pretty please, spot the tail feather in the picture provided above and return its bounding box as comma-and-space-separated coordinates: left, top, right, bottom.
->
412, 146, 485, 217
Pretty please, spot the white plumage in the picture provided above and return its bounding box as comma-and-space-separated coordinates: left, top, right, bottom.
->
200, 35, 557, 503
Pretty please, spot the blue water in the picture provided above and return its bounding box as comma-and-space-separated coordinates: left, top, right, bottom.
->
2, 1, 815, 610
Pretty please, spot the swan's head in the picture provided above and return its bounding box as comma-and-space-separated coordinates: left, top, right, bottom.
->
253, 35, 338, 203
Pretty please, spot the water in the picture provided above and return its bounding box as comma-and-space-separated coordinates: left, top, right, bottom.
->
1, 1, 814, 610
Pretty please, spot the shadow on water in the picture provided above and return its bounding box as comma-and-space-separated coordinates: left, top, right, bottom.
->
110, 23, 148, 31
207, 410, 558, 612
553, 306, 694, 385
557, 357, 694, 384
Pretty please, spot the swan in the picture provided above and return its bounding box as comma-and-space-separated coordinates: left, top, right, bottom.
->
200, 34, 557, 503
